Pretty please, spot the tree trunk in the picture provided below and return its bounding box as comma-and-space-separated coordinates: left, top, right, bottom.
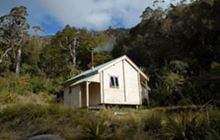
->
69, 42, 76, 69
71, 49, 76, 68
15, 47, 22, 77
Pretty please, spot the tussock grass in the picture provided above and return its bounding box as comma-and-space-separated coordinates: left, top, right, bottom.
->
0, 104, 220, 140
0, 92, 55, 111
0, 103, 88, 140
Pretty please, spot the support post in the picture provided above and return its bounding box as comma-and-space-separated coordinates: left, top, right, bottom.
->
79, 87, 82, 108
146, 82, 150, 107
137, 73, 142, 105
86, 82, 90, 108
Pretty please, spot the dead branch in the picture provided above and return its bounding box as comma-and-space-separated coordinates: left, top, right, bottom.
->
0, 47, 12, 63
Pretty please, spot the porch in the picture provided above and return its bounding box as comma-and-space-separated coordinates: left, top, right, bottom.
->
80, 82, 101, 108
64, 80, 102, 108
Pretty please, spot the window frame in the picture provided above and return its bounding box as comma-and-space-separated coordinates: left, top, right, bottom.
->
110, 76, 119, 88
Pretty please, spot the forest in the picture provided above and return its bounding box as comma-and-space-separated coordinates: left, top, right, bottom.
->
0, 0, 220, 139
1, 0, 220, 107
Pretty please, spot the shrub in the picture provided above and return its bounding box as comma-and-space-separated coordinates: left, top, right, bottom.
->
142, 112, 163, 135
0, 93, 19, 104
80, 118, 112, 140
205, 129, 220, 140
162, 112, 209, 140
0, 72, 32, 95
209, 110, 220, 135
0, 104, 48, 122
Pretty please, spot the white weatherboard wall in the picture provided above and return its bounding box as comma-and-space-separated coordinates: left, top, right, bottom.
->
102, 60, 141, 105
64, 87, 70, 106
64, 86, 81, 107
103, 61, 125, 104
124, 60, 140, 104
88, 74, 100, 82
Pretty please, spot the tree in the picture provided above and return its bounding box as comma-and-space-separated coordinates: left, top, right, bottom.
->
52, 25, 80, 69
51, 26, 115, 70
112, 0, 220, 106
32, 26, 44, 35
0, 6, 29, 77
39, 44, 71, 78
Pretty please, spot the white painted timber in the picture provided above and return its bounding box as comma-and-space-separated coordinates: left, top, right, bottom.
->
64, 86, 81, 107
64, 87, 70, 107
102, 61, 126, 104
64, 55, 149, 108
123, 60, 140, 104
101, 60, 141, 105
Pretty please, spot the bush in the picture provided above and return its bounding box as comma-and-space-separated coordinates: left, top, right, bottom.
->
1, 104, 220, 140
80, 119, 112, 140
162, 112, 209, 140
0, 104, 48, 121
0, 72, 32, 95
0, 93, 19, 104
142, 112, 163, 135
0, 92, 55, 106
209, 110, 220, 135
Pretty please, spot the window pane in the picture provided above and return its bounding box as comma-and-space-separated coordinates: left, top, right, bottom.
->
110, 76, 119, 88
115, 77, 119, 87
110, 76, 114, 87
69, 87, 72, 94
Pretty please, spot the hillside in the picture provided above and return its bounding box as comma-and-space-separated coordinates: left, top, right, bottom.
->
1, 1, 220, 107
0, 0, 220, 139
1, 101, 220, 140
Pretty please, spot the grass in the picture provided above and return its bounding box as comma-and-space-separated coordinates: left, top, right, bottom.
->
0, 103, 220, 140
0, 103, 87, 140
162, 112, 208, 139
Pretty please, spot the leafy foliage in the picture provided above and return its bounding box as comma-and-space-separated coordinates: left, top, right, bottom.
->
163, 112, 209, 140
0, 0, 220, 110
0, 6, 29, 76
112, 0, 220, 106
1, 104, 220, 140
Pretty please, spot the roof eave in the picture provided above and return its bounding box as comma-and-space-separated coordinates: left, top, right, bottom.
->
98, 55, 149, 81
62, 70, 98, 86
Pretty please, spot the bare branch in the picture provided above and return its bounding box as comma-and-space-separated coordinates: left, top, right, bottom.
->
58, 40, 68, 50
0, 47, 12, 63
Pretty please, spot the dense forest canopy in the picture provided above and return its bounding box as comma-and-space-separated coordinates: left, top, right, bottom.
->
0, 0, 220, 106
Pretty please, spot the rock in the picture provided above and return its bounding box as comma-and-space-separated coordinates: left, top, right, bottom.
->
27, 134, 65, 140
114, 111, 128, 116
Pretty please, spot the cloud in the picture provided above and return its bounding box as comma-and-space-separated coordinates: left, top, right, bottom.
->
0, 0, 176, 33
35, 0, 153, 30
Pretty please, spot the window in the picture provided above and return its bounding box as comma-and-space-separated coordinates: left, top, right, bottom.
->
110, 76, 119, 88
69, 87, 72, 94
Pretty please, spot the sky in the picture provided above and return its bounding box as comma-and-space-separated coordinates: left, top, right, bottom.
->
0, 0, 176, 35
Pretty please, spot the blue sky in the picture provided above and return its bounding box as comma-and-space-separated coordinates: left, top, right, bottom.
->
0, 0, 176, 35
